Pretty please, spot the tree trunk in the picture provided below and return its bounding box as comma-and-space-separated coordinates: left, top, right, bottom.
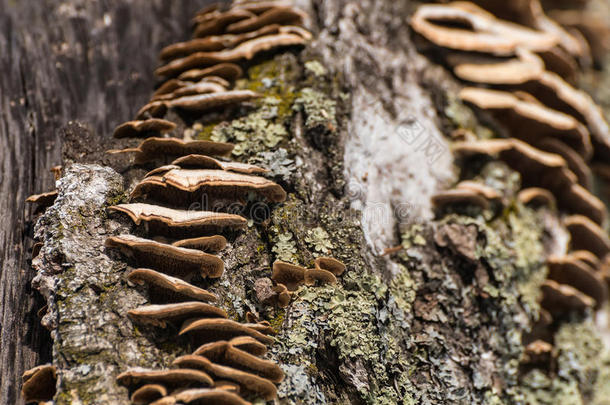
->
2, 0, 610, 404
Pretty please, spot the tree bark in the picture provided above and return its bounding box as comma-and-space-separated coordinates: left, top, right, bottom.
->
2, 0, 610, 404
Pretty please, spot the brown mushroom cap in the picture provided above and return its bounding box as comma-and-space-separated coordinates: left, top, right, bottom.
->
113, 119, 177, 139
456, 181, 502, 201
225, 6, 306, 34
180, 318, 274, 345
194, 336, 268, 358
193, 9, 256, 37
131, 384, 167, 404
128, 302, 227, 328
540, 279, 595, 315
517, 187, 556, 208
172, 235, 228, 252
465, 0, 584, 58
105, 234, 224, 279
431, 188, 491, 210
304, 268, 337, 286
522, 339, 554, 366
21, 364, 57, 403
271, 261, 306, 291
410, 3, 559, 56
565, 215, 610, 258
187, 340, 283, 382
168, 90, 261, 112
130, 169, 287, 203
173, 388, 252, 405
116, 368, 214, 388
314, 257, 346, 276
150, 397, 177, 405
537, 138, 592, 189
272, 283, 291, 307
25, 190, 58, 208
156, 33, 307, 76
151, 80, 228, 102
178, 63, 243, 82
128, 268, 218, 303
449, 48, 545, 85
214, 380, 241, 392
107, 137, 234, 164
170, 154, 269, 174
570, 250, 600, 270
531, 71, 610, 161
547, 256, 608, 308
453, 139, 605, 223
173, 355, 277, 400
109, 203, 247, 235
459, 87, 592, 158
161, 24, 282, 61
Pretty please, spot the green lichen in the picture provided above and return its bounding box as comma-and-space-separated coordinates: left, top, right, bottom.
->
272, 232, 298, 262
274, 270, 416, 405
292, 87, 337, 132
305, 227, 334, 255
210, 96, 289, 157
304, 60, 327, 77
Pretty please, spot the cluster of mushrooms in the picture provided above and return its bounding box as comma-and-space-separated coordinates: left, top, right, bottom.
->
416, 1, 610, 371
21, 1, 348, 404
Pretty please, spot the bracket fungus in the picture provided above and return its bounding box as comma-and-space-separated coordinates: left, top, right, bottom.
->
547, 255, 608, 308
155, 34, 307, 77
453, 139, 605, 224
128, 302, 228, 328
130, 169, 287, 203
127, 268, 218, 303
447, 48, 546, 85
160, 24, 282, 60
179, 318, 274, 345
25, 190, 58, 210
194, 336, 268, 358
459, 87, 592, 158
564, 215, 610, 258
168, 154, 268, 174
21, 364, 57, 403
172, 235, 228, 252
105, 234, 224, 279
171, 388, 252, 405
116, 368, 214, 388
522, 339, 554, 369
410, 2, 559, 55
107, 137, 234, 164
540, 279, 595, 315
516, 187, 556, 208
271, 261, 306, 291
187, 341, 284, 382
304, 257, 346, 286
570, 250, 600, 269
177, 63, 243, 83
151, 80, 228, 102
172, 355, 277, 400
131, 384, 167, 404
193, 8, 256, 38
113, 119, 177, 139
109, 203, 246, 235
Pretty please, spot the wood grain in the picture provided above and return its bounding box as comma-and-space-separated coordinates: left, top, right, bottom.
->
0, 1, 218, 403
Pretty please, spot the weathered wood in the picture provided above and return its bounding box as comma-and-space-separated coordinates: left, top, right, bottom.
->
0, 1, 217, 403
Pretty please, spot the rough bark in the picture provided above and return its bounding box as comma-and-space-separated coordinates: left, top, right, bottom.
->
2, 0, 610, 404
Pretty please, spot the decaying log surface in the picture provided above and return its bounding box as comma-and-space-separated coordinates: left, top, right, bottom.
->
3, 0, 610, 404
0, 1, 213, 403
